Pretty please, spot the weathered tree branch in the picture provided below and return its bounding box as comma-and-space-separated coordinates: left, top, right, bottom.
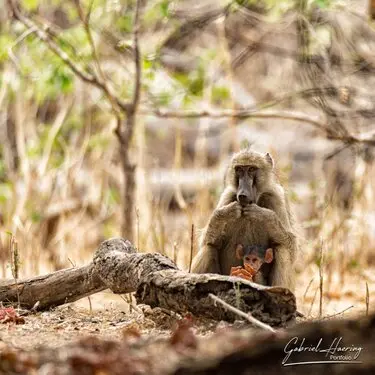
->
0, 264, 105, 309
145, 108, 326, 128
0, 238, 296, 326
143, 108, 375, 146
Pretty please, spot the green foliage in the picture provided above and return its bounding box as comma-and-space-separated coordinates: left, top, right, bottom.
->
159, 0, 170, 18
313, 0, 331, 9
0, 35, 13, 63
211, 86, 230, 105
116, 14, 133, 33
173, 67, 205, 99
21, 0, 39, 11
26, 142, 42, 160
107, 187, 121, 206
289, 190, 301, 204
0, 162, 4, 182
144, 0, 172, 25
0, 147, 5, 181
87, 133, 111, 152
59, 27, 92, 61
0, 183, 13, 205
240, 139, 251, 149
142, 55, 157, 87
348, 259, 359, 270
31, 211, 42, 223
49, 66, 74, 94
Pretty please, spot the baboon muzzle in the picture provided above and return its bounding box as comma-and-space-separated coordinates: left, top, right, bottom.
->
237, 175, 257, 206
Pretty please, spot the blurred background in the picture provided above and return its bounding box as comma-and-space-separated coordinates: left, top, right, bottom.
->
0, 0, 374, 317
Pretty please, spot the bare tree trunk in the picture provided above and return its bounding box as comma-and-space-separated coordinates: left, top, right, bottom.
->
4, 103, 19, 174
117, 115, 137, 243
122, 159, 136, 243
117, 0, 141, 243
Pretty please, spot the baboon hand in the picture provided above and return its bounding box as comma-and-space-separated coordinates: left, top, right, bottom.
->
242, 203, 275, 218
215, 201, 242, 220
230, 266, 253, 281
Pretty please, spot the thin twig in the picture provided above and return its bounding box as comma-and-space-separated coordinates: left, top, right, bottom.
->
303, 277, 314, 301
319, 239, 324, 318
308, 287, 318, 317
120, 294, 142, 314
322, 305, 354, 320
189, 224, 194, 273
67, 258, 76, 268
8, 233, 20, 309
366, 282, 369, 316
136, 208, 140, 250
8, 26, 36, 74
74, 0, 110, 100
87, 296, 93, 315
209, 293, 275, 332
173, 241, 178, 264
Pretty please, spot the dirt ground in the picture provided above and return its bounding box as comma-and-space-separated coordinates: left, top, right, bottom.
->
1, 265, 373, 352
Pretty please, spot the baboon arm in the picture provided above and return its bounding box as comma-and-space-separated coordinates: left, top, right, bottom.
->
191, 245, 221, 274
258, 192, 291, 230
269, 248, 295, 292
253, 272, 267, 285
267, 215, 297, 259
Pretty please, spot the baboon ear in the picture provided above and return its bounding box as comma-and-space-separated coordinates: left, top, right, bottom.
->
265, 153, 274, 168
235, 244, 244, 259
264, 248, 273, 263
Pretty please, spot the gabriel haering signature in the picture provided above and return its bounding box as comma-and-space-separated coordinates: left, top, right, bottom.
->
282, 337, 363, 366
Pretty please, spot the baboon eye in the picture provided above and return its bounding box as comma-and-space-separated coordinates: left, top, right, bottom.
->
235, 166, 243, 175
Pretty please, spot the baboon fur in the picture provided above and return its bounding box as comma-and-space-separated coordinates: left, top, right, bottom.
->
191, 149, 298, 291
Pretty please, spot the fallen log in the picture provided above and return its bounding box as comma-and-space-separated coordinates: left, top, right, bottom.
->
0, 238, 296, 326
0, 264, 104, 309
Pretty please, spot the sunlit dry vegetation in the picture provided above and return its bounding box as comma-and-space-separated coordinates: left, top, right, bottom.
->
0, 0, 375, 365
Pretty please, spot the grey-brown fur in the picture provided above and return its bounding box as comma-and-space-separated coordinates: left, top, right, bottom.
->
191, 149, 298, 291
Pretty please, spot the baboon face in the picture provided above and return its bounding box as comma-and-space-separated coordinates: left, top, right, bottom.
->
236, 244, 274, 272
235, 165, 258, 205
227, 149, 274, 206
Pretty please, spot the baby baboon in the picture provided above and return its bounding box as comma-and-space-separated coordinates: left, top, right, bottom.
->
230, 244, 274, 283
191, 149, 297, 291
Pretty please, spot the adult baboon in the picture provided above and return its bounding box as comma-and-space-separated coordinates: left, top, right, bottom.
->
191, 149, 298, 291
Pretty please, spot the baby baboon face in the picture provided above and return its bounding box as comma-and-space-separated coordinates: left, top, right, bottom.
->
236, 244, 274, 273
235, 165, 258, 206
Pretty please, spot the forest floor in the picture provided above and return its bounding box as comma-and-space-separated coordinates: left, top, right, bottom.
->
0, 266, 373, 351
